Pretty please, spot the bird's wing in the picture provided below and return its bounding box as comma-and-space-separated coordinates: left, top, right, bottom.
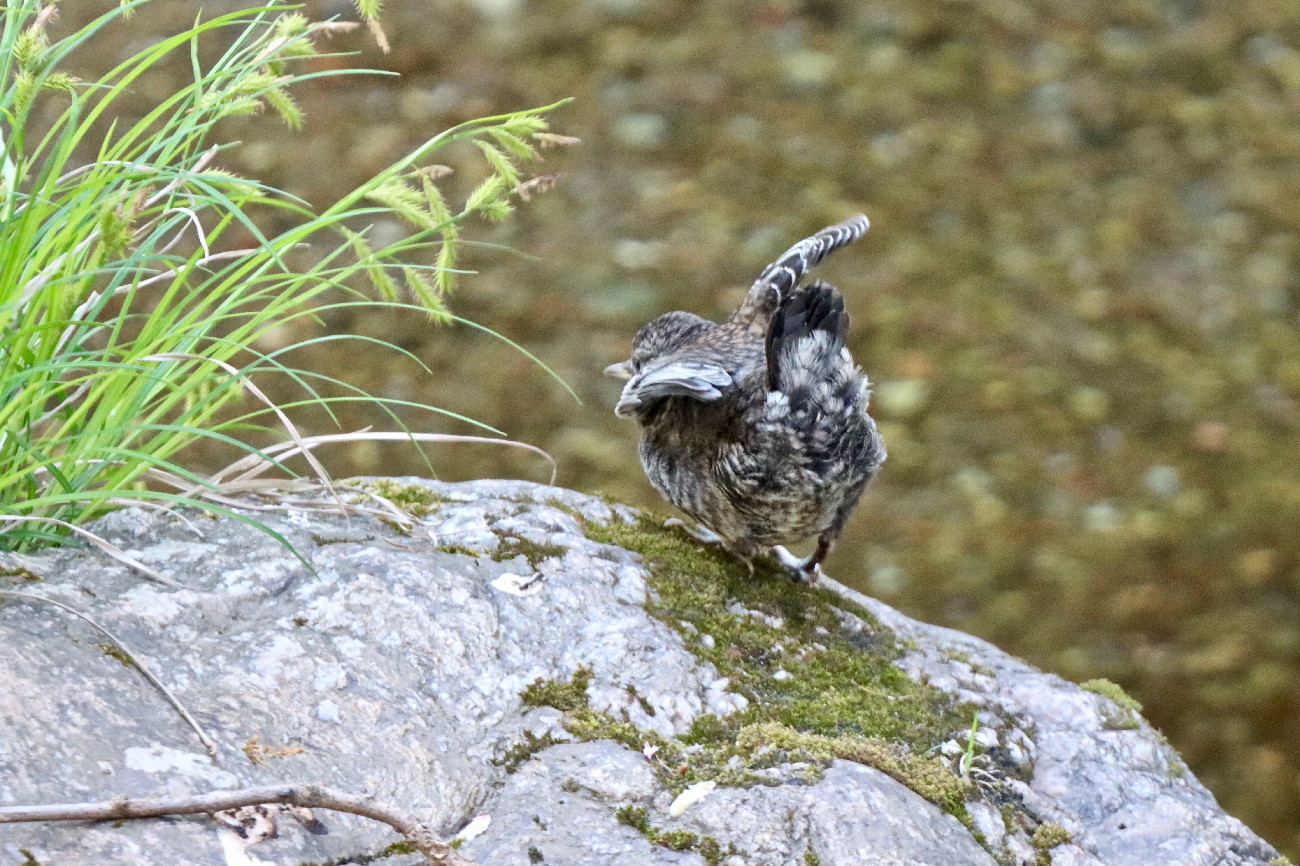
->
732, 214, 869, 330
614, 357, 733, 415
630, 359, 733, 402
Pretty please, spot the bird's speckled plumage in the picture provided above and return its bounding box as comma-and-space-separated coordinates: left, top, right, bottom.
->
606, 215, 884, 581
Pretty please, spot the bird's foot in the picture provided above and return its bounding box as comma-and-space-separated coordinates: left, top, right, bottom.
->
663, 519, 759, 575
664, 518, 726, 547
772, 545, 822, 584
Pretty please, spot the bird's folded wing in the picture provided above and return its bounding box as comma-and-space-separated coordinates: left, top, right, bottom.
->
632, 361, 733, 402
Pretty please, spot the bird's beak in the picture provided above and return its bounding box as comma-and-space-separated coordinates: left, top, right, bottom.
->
604, 360, 634, 381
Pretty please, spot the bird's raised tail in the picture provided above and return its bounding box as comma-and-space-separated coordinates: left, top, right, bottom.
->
765, 279, 850, 394
735, 215, 869, 325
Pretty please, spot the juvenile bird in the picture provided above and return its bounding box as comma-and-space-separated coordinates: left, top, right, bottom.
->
605, 215, 884, 582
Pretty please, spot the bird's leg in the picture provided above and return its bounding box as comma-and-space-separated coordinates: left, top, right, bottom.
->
663, 517, 726, 547
726, 539, 762, 576
663, 519, 760, 575
772, 534, 835, 584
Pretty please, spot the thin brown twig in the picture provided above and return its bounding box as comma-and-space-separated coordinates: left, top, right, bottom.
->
0, 590, 216, 755
0, 783, 478, 866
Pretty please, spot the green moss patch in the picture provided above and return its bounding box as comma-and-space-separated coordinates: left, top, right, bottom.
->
492, 535, 569, 566
348, 479, 451, 518
1080, 678, 1142, 713
299, 839, 417, 866
616, 805, 731, 865
522, 666, 593, 711
1031, 822, 1073, 865
1081, 678, 1143, 730
737, 722, 970, 818
95, 643, 135, 668
497, 730, 566, 773
545, 515, 975, 821
434, 543, 481, 558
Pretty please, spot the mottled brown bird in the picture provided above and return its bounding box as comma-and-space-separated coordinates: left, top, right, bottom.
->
605, 215, 884, 582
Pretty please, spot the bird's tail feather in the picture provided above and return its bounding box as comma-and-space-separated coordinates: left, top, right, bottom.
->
751, 214, 869, 305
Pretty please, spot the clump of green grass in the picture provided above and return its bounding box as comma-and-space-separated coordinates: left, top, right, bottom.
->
0, 1, 570, 556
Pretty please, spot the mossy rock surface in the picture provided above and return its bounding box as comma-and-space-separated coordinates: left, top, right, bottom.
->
581, 515, 972, 818
0, 480, 1283, 866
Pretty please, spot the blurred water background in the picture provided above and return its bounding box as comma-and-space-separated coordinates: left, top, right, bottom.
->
61, 0, 1300, 855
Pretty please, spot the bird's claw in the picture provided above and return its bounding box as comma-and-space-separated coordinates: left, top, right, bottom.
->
772, 545, 822, 584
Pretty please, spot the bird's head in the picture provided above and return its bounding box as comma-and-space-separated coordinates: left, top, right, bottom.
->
604, 311, 722, 419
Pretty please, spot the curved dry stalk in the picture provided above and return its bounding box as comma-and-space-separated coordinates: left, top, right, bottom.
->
133, 247, 268, 290
0, 783, 478, 866
210, 430, 558, 488
127, 468, 418, 527
0, 590, 217, 756
143, 146, 221, 208
0, 516, 181, 588
18, 147, 222, 309
337, 487, 426, 528
141, 353, 337, 500
102, 493, 210, 539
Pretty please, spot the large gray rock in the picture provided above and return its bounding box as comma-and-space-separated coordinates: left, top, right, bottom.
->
0, 479, 1281, 866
